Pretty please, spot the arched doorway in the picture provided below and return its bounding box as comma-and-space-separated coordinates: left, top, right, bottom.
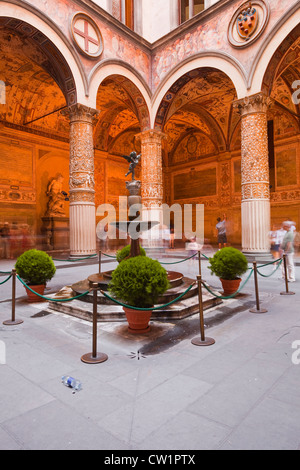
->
155, 67, 239, 248
0, 17, 77, 255
262, 23, 300, 238
93, 74, 150, 251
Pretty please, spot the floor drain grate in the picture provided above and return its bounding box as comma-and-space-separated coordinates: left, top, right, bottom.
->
127, 350, 147, 361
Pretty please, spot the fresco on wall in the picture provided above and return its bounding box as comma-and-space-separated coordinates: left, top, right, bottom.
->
233, 159, 242, 193
171, 132, 215, 165
173, 167, 217, 200
276, 148, 298, 187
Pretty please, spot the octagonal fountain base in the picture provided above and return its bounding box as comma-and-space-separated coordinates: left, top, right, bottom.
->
48, 271, 222, 322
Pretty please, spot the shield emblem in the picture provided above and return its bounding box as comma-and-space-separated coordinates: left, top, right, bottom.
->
237, 5, 258, 40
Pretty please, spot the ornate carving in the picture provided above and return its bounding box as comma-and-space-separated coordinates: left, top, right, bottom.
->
62, 104, 99, 201
240, 104, 270, 202
219, 161, 231, 207
136, 130, 166, 208
234, 93, 272, 117
228, 0, 270, 48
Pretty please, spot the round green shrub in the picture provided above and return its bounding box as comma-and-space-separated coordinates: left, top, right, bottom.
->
109, 256, 169, 308
116, 244, 146, 263
15, 249, 56, 285
208, 247, 248, 280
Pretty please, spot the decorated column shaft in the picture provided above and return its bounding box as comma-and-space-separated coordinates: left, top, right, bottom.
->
235, 93, 272, 254
135, 130, 165, 243
62, 104, 99, 257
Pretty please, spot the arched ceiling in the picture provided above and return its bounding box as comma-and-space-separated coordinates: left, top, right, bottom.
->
267, 29, 300, 139
0, 19, 75, 138
157, 68, 238, 162
94, 76, 148, 154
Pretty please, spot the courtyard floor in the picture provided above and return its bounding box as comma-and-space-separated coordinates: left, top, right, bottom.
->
0, 249, 300, 451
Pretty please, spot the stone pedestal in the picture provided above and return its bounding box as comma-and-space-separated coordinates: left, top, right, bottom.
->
41, 217, 69, 251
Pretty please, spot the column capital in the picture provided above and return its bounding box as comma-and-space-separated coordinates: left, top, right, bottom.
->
233, 93, 272, 117
61, 103, 100, 124
135, 129, 167, 144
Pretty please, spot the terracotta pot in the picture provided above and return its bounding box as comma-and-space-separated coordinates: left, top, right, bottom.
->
25, 284, 46, 302
220, 278, 242, 296
123, 306, 153, 334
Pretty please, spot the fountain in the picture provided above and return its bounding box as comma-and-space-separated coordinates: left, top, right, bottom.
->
49, 152, 222, 321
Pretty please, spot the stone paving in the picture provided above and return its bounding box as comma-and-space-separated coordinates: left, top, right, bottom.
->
0, 252, 300, 451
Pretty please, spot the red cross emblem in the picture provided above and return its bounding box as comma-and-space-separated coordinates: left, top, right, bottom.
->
71, 14, 103, 57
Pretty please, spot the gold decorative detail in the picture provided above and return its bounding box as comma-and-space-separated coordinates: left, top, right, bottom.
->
228, 0, 270, 48
135, 130, 166, 208
62, 104, 99, 204
239, 101, 270, 202
234, 92, 272, 117
236, 3, 258, 41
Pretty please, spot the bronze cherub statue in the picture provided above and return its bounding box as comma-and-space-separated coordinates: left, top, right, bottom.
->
121, 151, 141, 181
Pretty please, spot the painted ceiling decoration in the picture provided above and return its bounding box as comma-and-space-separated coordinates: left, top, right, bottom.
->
0, 8, 299, 165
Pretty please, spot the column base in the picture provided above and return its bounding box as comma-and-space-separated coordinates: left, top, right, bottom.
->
242, 251, 273, 263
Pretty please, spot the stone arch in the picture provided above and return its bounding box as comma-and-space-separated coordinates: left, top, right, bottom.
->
249, 5, 300, 96
88, 61, 151, 131
0, 2, 87, 103
152, 53, 247, 129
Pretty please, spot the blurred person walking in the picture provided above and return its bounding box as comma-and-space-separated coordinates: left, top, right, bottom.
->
280, 221, 296, 283
216, 214, 227, 249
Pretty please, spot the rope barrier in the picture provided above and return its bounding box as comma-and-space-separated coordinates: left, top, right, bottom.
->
257, 258, 283, 278
16, 275, 91, 302
0, 270, 13, 275
100, 282, 196, 311
159, 252, 198, 264
101, 252, 117, 259
0, 273, 12, 285
52, 254, 98, 262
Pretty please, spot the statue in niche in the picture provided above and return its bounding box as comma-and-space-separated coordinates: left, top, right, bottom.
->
121, 151, 141, 181
46, 174, 68, 217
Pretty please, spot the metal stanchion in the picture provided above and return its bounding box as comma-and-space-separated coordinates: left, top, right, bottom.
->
99, 250, 102, 275
280, 254, 295, 296
198, 250, 206, 282
3, 269, 23, 326
191, 275, 215, 347
81, 282, 108, 364
249, 262, 268, 313
198, 250, 202, 278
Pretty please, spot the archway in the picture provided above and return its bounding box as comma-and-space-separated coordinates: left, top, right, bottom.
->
93, 74, 151, 250
155, 67, 240, 247
0, 17, 77, 253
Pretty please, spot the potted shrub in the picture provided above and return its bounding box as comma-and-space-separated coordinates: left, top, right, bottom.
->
15, 249, 56, 302
208, 247, 248, 296
116, 244, 146, 263
109, 256, 169, 334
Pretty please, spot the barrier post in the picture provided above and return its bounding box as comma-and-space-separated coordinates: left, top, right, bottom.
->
191, 275, 215, 347
198, 251, 202, 277
280, 254, 295, 296
249, 262, 268, 313
99, 250, 102, 275
81, 282, 108, 364
3, 269, 23, 326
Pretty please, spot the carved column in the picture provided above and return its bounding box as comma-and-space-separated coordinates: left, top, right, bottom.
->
234, 93, 272, 256
62, 104, 99, 257
135, 130, 165, 243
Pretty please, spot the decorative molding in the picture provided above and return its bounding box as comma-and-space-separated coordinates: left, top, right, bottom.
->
233, 92, 272, 117
228, 0, 270, 49
70, 12, 104, 59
